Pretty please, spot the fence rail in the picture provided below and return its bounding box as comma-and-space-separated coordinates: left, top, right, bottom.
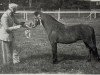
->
0, 10, 100, 20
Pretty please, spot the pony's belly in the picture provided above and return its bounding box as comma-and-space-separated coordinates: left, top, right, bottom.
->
58, 39, 78, 44
58, 36, 79, 44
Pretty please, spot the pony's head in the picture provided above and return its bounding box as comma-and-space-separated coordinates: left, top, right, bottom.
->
32, 11, 42, 27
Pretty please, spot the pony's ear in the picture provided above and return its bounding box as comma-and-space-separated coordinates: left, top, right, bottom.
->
37, 14, 41, 19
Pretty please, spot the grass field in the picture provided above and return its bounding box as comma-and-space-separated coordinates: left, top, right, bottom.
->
0, 14, 100, 74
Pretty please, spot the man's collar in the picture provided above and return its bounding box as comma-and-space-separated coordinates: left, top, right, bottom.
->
7, 9, 15, 16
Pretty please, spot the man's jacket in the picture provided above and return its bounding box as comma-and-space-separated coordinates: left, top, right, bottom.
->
0, 9, 20, 41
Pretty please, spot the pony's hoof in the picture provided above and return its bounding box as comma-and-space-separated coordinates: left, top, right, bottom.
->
97, 57, 100, 61
53, 59, 58, 64
53, 61, 58, 64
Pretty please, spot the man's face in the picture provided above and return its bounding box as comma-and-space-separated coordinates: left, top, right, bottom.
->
13, 8, 17, 13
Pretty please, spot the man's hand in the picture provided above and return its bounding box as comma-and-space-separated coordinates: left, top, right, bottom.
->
16, 25, 22, 28
7, 25, 22, 32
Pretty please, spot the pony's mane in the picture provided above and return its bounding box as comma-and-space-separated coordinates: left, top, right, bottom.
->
34, 11, 58, 22
41, 12, 65, 31
43, 13, 65, 26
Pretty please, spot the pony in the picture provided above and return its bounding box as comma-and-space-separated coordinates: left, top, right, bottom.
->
31, 11, 100, 64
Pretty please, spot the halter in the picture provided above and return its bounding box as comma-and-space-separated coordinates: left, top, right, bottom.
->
37, 14, 42, 26
39, 18, 42, 25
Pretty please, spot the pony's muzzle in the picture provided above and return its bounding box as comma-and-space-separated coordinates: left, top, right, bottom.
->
30, 22, 36, 28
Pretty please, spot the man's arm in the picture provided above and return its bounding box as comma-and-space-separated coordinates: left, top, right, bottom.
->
13, 15, 34, 29
13, 15, 26, 27
1, 14, 21, 32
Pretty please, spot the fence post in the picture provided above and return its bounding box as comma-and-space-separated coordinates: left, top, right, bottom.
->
94, 10, 96, 19
89, 10, 92, 20
26, 13, 28, 21
78, 8, 80, 17
58, 8, 60, 21
23, 9, 26, 19
24, 12, 26, 19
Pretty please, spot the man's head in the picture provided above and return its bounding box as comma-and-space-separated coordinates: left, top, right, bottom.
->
8, 3, 18, 13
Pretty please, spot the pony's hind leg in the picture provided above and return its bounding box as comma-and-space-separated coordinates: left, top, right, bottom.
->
84, 41, 100, 61
91, 28, 100, 61
92, 47, 100, 61
84, 42, 92, 61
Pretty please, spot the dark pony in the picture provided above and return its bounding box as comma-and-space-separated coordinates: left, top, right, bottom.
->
32, 11, 100, 64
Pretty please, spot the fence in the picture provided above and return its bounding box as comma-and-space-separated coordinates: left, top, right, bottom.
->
0, 10, 100, 39
0, 10, 100, 20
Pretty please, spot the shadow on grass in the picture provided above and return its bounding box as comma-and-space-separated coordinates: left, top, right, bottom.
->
20, 53, 86, 64
20, 54, 52, 63
58, 54, 86, 63
0, 54, 91, 74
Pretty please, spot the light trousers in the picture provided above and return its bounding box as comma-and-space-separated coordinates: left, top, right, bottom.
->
1, 40, 14, 65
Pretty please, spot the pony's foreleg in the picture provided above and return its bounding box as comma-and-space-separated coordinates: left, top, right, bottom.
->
51, 43, 58, 64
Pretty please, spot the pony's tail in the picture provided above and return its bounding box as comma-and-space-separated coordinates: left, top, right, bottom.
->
92, 28, 100, 60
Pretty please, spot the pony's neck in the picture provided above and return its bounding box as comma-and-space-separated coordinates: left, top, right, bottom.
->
40, 13, 65, 34
41, 19, 51, 34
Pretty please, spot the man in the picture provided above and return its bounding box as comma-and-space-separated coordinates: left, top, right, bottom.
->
0, 3, 25, 65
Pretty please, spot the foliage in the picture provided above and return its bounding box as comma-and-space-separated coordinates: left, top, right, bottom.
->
0, 0, 98, 10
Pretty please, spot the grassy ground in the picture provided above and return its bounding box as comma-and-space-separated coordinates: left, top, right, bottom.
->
0, 16, 100, 74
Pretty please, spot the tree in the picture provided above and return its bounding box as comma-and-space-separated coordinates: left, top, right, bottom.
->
29, 0, 32, 8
